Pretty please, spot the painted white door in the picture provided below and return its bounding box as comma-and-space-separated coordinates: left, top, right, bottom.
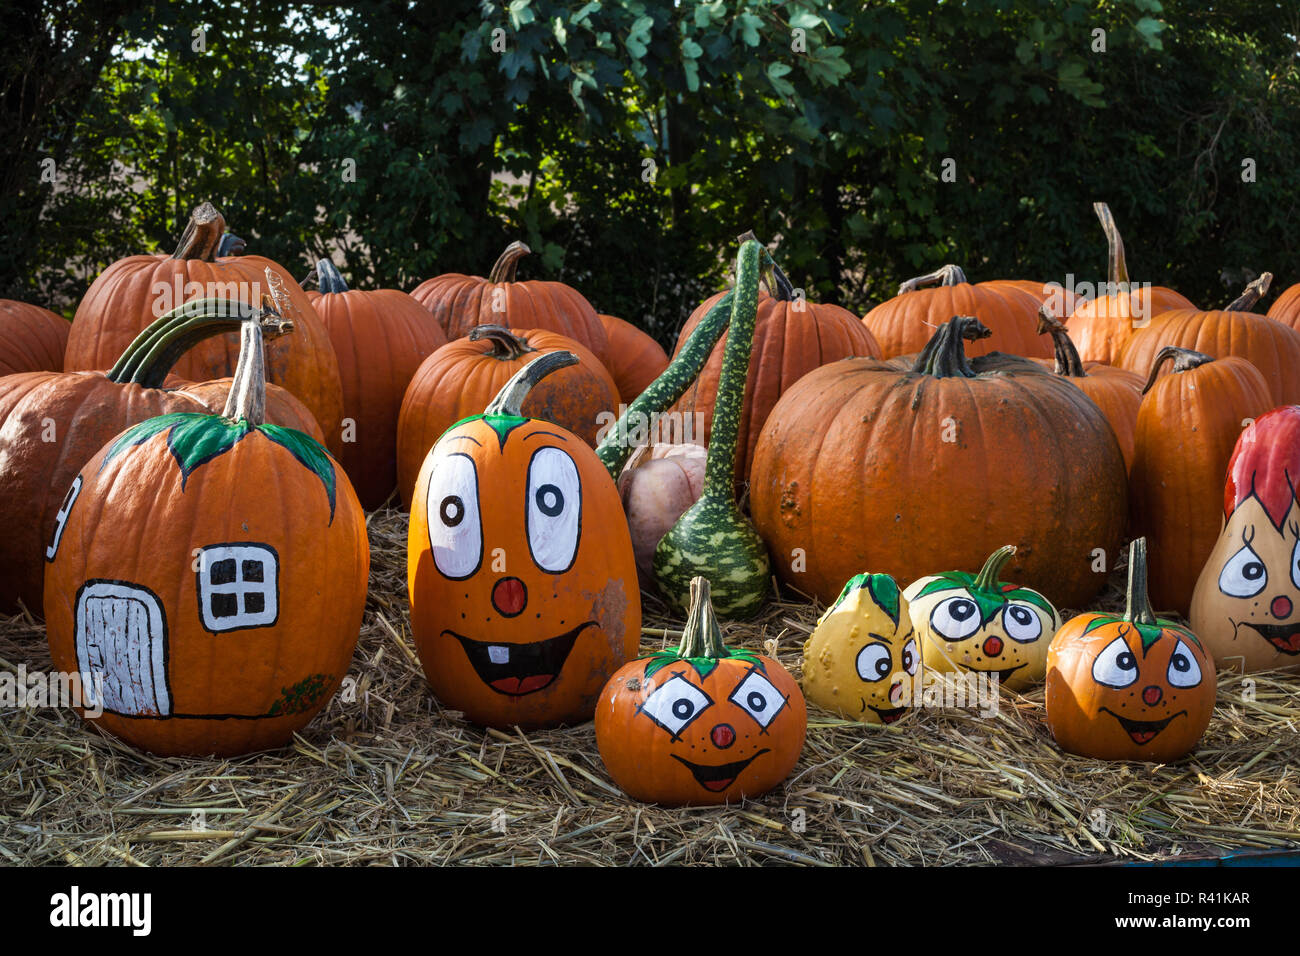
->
75, 581, 170, 717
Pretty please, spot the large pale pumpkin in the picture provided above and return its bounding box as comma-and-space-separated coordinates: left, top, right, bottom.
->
0, 300, 69, 374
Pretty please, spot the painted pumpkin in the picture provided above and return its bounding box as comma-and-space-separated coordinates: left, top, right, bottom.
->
1046, 538, 1216, 762
904, 546, 1061, 691
595, 576, 806, 805
1190, 406, 1300, 672
802, 572, 919, 724
0, 299, 69, 374
407, 351, 640, 728
44, 307, 369, 757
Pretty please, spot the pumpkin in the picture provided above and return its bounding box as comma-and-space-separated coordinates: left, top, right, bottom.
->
1190, 405, 1300, 672
862, 263, 1049, 360
654, 240, 771, 619
44, 307, 369, 757
617, 442, 707, 586
0, 300, 69, 374
981, 279, 1079, 318
598, 313, 669, 404
1129, 347, 1274, 615
63, 202, 345, 453
302, 258, 448, 509
904, 545, 1061, 691
1034, 308, 1144, 471
1045, 538, 1216, 762
595, 576, 806, 805
0, 294, 319, 616
751, 316, 1128, 609
1266, 280, 1300, 331
802, 572, 919, 724
407, 351, 640, 728
1064, 202, 1196, 364
396, 324, 618, 508
1117, 273, 1300, 406
410, 240, 609, 364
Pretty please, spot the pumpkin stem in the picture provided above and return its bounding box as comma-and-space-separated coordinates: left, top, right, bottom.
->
737, 229, 795, 301
1140, 345, 1214, 394
484, 350, 579, 417
469, 324, 538, 361
911, 316, 990, 378
171, 202, 226, 262
676, 577, 727, 660
1123, 537, 1158, 626
221, 308, 278, 425
217, 232, 246, 257
488, 241, 531, 283
1036, 306, 1087, 377
973, 545, 1018, 592
702, 240, 762, 497
1093, 202, 1131, 288
314, 258, 350, 294
1224, 272, 1272, 312
897, 264, 967, 295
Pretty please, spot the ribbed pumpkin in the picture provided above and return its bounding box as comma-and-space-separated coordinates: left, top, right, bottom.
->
750, 316, 1128, 609
63, 202, 345, 453
1064, 202, 1196, 364
1266, 281, 1300, 331
1129, 347, 1274, 616
0, 300, 69, 374
410, 241, 609, 364
44, 311, 368, 757
981, 279, 1078, 318
1117, 274, 1300, 406
1034, 309, 1144, 471
862, 264, 1049, 360
0, 295, 318, 617
396, 325, 617, 508
303, 259, 448, 509
598, 313, 669, 404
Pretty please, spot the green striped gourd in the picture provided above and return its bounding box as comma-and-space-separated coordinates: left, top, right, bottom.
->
653, 240, 771, 618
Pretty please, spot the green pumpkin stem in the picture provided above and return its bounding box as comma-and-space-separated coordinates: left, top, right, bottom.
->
1124, 537, 1158, 626
1140, 345, 1214, 395
171, 202, 225, 262
911, 316, 990, 378
488, 241, 531, 283
315, 258, 349, 294
484, 351, 578, 417
1093, 202, 1131, 288
1223, 272, 1272, 312
676, 577, 727, 660
737, 229, 795, 301
1036, 307, 1088, 377
702, 240, 762, 497
469, 324, 538, 361
973, 545, 1018, 592
898, 264, 967, 295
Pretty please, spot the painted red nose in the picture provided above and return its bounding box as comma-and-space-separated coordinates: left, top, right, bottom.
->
1272, 595, 1293, 620
711, 723, 736, 749
1142, 685, 1163, 706
491, 577, 527, 617
983, 636, 1004, 657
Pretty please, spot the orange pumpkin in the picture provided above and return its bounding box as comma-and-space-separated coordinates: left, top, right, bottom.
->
304, 259, 448, 509
0, 300, 68, 374
396, 325, 617, 508
597, 313, 668, 404
44, 308, 369, 757
1046, 538, 1216, 762
595, 576, 806, 806
981, 279, 1079, 318
1266, 280, 1300, 331
407, 351, 640, 728
63, 202, 345, 453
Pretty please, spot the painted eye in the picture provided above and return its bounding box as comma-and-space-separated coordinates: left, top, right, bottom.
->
855, 643, 892, 683
1291, 539, 1300, 591
729, 670, 788, 729
426, 453, 481, 579
1167, 641, 1202, 689
640, 674, 712, 737
1219, 544, 1267, 597
1092, 636, 1139, 688
901, 638, 919, 676
1002, 603, 1042, 643
526, 446, 581, 573
931, 595, 982, 641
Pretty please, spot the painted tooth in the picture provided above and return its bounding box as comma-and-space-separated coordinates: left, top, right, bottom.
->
488, 645, 510, 664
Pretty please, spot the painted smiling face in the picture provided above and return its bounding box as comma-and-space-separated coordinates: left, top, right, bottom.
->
802, 573, 920, 724
1047, 538, 1216, 762
595, 577, 806, 806
904, 546, 1061, 691
407, 353, 640, 728
1191, 405, 1300, 672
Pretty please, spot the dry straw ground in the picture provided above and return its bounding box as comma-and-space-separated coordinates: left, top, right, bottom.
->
2, 507, 1299, 866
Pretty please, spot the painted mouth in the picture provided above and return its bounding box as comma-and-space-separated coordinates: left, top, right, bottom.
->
958, 662, 1026, 684
1242, 621, 1300, 655
867, 704, 908, 724
670, 749, 769, 793
1100, 707, 1186, 746
446, 621, 595, 696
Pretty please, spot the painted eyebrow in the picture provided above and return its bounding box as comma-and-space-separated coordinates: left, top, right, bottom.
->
867, 632, 894, 644
445, 435, 482, 447
523, 430, 568, 443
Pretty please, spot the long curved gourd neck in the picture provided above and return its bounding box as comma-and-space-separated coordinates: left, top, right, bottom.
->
737, 229, 796, 301
1140, 345, 1214, 395
910, 316, 991, 378
1036, 307, 1087, 377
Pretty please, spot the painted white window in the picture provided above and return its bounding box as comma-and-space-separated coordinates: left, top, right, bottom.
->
45, 475, 82, 561
75, 580, 170, 717
196, 543, 279, 632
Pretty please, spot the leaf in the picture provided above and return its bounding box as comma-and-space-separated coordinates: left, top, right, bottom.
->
103, 412, 251, 488
736, 12, 762, 47
259, 423, 338, 522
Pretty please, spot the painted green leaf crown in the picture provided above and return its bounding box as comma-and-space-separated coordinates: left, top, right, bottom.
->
643, 645, 765, 681
1081, 615, 1203, 654
827, 572, 901, 624
913, 572, 1056, 623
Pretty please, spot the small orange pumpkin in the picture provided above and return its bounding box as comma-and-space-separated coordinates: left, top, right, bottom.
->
595, 576, 806, 805
0, 299, 68, 374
